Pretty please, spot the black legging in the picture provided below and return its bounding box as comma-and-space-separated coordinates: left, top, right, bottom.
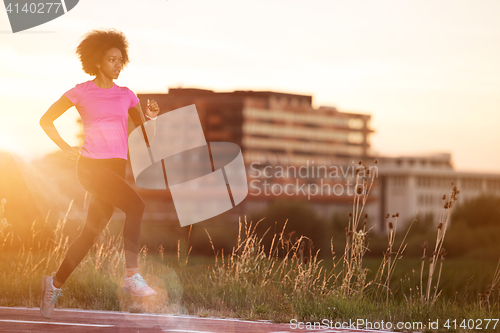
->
55, 156, 145, 284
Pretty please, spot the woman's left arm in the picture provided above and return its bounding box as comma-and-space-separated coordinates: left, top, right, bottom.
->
128, 99, 160, 139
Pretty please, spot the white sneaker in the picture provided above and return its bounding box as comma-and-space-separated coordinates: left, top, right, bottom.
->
40, 275, 62, 319
122, 273, 157, 297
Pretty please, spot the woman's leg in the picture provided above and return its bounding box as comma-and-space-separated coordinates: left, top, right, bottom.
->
54, 159, 145, 286
54, 195, 114, 286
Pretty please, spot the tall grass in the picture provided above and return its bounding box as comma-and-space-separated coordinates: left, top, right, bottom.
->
0, 198, 181, 313
1, 160, 500, 332
340, 160, 375, 299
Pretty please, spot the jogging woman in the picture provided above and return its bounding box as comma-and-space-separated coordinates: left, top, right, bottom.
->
39, 29, 159, 319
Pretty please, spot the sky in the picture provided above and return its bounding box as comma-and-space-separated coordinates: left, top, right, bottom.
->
0, 0, 499, 172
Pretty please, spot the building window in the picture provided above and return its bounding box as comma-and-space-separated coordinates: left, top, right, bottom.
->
348, 118, 364, 129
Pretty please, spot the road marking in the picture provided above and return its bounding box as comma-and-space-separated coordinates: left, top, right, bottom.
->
0, 306, 273, 324
0, 319, 114, 327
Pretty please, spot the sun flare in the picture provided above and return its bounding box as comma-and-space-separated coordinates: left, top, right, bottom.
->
0, 127, 15, 153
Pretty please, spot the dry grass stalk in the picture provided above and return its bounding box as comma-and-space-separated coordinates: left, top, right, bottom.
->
421, 183, 459, 305
340, 160, 377, 299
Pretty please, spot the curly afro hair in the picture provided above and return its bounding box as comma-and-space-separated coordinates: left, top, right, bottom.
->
76, 29, 130, 76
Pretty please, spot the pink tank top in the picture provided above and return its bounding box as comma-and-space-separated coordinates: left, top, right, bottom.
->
64, 80, 140, 160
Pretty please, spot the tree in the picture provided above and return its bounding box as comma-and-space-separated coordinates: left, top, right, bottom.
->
451, 195, 500, 228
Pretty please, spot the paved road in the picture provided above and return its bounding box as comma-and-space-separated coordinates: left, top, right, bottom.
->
0, 306, 394, 333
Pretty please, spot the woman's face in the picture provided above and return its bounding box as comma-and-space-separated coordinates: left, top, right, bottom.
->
97, 47, 123, 80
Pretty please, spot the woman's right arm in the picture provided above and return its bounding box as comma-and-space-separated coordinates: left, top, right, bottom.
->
39, 95, 81, 161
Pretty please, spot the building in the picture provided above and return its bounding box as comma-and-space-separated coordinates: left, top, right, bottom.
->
134, 88, 376, 224
369, 153, 500, 232
74, 87, 500, 232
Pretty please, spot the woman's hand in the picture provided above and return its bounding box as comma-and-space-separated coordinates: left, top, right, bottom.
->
64, 146, 82, 161
145, 99, 160, 119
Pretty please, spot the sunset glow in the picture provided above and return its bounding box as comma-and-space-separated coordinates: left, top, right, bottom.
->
0, 0, 499, 171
